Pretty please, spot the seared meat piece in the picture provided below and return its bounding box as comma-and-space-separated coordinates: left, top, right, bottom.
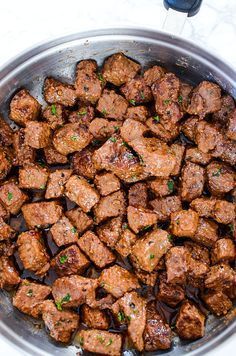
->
44, 78, 77, 106
120, 77, 153, 104
68, 106, 95, 125
179, 82, 193, 112
190, 197, 217, 218
165, 246, 189, 284
185, 147, 211, 166
44, 144, 68, 165
0, 116, 13, 146
97, 89, 128, 120
120, 118, 147, 143
150, 196, 182, 221
72, 147, 96, 179
226, 108, 236, 140
205, 263, 235, 293
149, 178, 175, 197
184, 241, 210, 265
75, 60, 103, 104
202, 291, 232, 316
96, 217, 122, 248
93, 190, 126, 224
146, 115, 180, 143
181, 116, 200, 142
99, 265, 140, 298
0, 218, 16, 241
0, 203, 9, 220
78, 231, 116, 268
176, 301, 205, 340
194, 218, 218, 247
187, 257, 209, 288
0, 240, 14, 259
45, 169, 72, 199
144, 301, 172, 351
95, 172, 120, 196
13, 280, 51, 317
50, 215, 78, 247
65, 207, 93, 235
25, 121, 51, 149
144, 65, 165, 86
17, 230, 50, 276
41, 300, 79, 343
65, 175, 99, 212
81, 305, 109, 330
0, 256, 20, 289
211, 238, 235, 264
135, 270, 158, 287
77, 329, 122, 356
42, 104, 65, 130
89, 118, 122, 139
10, 89, 41, 126
213, 94, 235, 124
128, 182, 148, 208
112, 291, 146, 351
213, 200, 235, 224
127, 206, 158, 233
157, 272, 185, 307
180, 162, 205, 202
171, 209, 199, 237
126, 105, 149, 122
195, 121, 221, 153
19, 163, 49, 190
102, 52, 141, 86
187, 81, 221, 117
212, 135, 236, 166
0, 148, 13, 181
115, 227, 137, 257
13, 129, 35, 166
206, 161, 234, 196
51, 245, 89, 276
0, 181, 28, 214
53, 123, 92, 155
22, 201, 62, 228
131, 229, 172, 272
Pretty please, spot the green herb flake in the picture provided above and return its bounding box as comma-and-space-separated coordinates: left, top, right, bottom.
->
167, 180, 174, 192
92, 139, 101, 147
51, 104, 57, 115
178, 95, 183, 104
26, 289, 33, 297
40, 185, 45, 190
149, 254, 155, 259
59, 255, 68, 264
228, 224, 234, 234
127, 315, 131, 321
153, 115, 160, 123
212, 168, 222, 177
109, 137, 117, 143
97, 73, 105, 83
78, 109, 87, 116
113, 126, 119, 132
106, 338, 113, 346
7, 192, 13, 201
163, 99, 171, 105
71, 227, 77, 234
122, 223, 128, 230
140, 91, 145, 100
38, 161, 46, 168
71, 135, 78, 141
129, 99, 136, 106
101, 108, 107, 115
55, 293, 71, 311
121, 141, 129, 148
117, 311, 125, 322
142, 225, 151, 231
127, 153, 134, 160
78, 336, 84, 346
167, 234, 173, 242
97, 335, 105, 344
100, 282, 105, 288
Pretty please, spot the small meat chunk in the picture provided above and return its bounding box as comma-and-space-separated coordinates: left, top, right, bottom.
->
165, 246, 189, 284
42, 104, 65, 130
25, 121, 51, 149
181, 116, 200, 142
51, 245, 90, 276
50, 215, 79, 247
212, 136, 236, 166
19, 163, 48, 190
120, 118, 147, 143
205, 263, 235, 292
0, 203, 9, 220
95, 172, 120, 196
81, 305, 109, 330
202, 291, 232, 316
180, 162, 205, 202
99, 265, 140, 298
53, 123, 92, 155
41, 300, 79, 343
187, 257, 209, 288
120, 77, 153, 104
45, 169, 72, 199
65, 175, 99, 212
78, 231, 115, 268
17, 230, 50, 276
0, 218, 16, 241
78, 329, 122, 356
206, 161, 234, 196
185, 147, 211, 166
13, 280, 51, 317
44, 144, 68, 165
195, 121, 221, 153
131, 229, 172, 272
127, 206, 158, 233
102, 52, 141, 86
157, 272, 185, 307
171, 209, 199, 237
0, 181, 28, 214
0, 116, 13, 146
213, 94, 235, 124
72, 147, 96, 179
0, 148, 12, 181
44, 78, 77, 106
194, 218, 218, 247
184, 241, 210, 265
149, 178, 175, 197
10, 89, 41, 126
89, 118, 122, 139
190, 197, 216, 218
97, 89, 128, 120
150, 196, 182, 221
96, 217, 122, 248
179, 82, 193, 113
68, 106, 95, 125
176, 301, 205, 340
13, 129, 35, 166
65, 207, 93, 235
211, 238, 235, 264
135, 270, 158, 287
115, 227, 137, 257
75, 60, 103, 104
144, 65, 165, 86
213, 200, 235, 224
226, 108, 236, 140
144, 302, 172, 351
93, 190, 126, 224
126, 105, 149, 122
0, 241, 15, 257
128, 183, 148, 208
0, 256, 20, 289
22, 201, 62, 228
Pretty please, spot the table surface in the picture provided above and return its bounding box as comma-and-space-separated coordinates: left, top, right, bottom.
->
0, 0, 235, 355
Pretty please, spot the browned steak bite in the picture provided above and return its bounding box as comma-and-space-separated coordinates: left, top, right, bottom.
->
211, 238, 235, 264
165, 246, 189, 284
146, 114, 180, 143
0, 256, 20, 289
72, 147, 96, 179
170, 209, 199, 237
179, 82, 193, 112
126, 105, 149, 122
157, 272, 185, 307
65, 207, 93, 235
226, 108, 236, 140
202, 291, 232, 316
206, 161, 234, 196
13, 129, 35, 166
190, 197, 217, 218
212, 200, 235, 224
204, 263, 235, 293
19, 163, 49, 190
69, 106, 95, 125
195, 121, 221, 153
25, 121, 51, 149
78, 231, 116, 268
43, 104, 65, 130
17, 230, 50, 276
144, 65, 165, 86
97, 89, 128, 120
41, 300, 79, 343
95, 172, 120, 196
50, 215, 78, 247
150, 196, 182, 221
44, 144, 68, 165
184, 241, 210, 265
0, 218, 16, 241
149, 178, 175, 197
213, 94, 235, 124
120, 118, 147, 143
0, 116, 13, 146
45, 169, 72, 199
212, 135, 236, 166
10, 89, 41, 126
51, 245, 89, 276
181, 116, 200, 142
120, 77, 153, 104
194, 218, 218, 247
0, 148, 13, 181
128, 182, 148, 208
44, 78, 77, 106
81, 304, 109, 330
75, 60, 103, 104
13, 280, 51, 317
185, 147, 211, 166
96, 217, 122, 248
93, 190, 126, 224
102, 52, 141, 86
176, 301, 205, 340
22, 201, 62, 228
115, 227, 137, 257
89, 118, 122, 139
0, 181, 28, 214
127, 206, 158, 233
180, 162, 205, 202
0, 203, 9, 220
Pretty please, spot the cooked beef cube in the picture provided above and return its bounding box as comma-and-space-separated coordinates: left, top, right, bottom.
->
44, 78, 77, 106
211, 238, 235, 264
78, 231, 115, 268
120, 77, 153, 104
112, 291, 146, 351
171, 209, 199, 237
51, 245, 90, 276
0, 148, 12, 181
50, 215, 78, 247
99, 265, 140, 298
150, 196, 182, 221
41, 300, 79, 343
42, 104, 65, 130
213, 200, 235, 224
72, 147, 96, 179
0, 241, 16, 257
89, 118, 122, 139
13, 129, 35, 166
179, 82, 193, 112
226, 108, 236, 140
65, 207, 93, 235
115, 227, 137, 257
65, 175, 99, 212
75, 60, 103, 104
102, 53, 141, 86
0, 203, 9, 220
190, 197, 217, 217
0, 116, 13, 146
53, 123, 92, 155
95, 172, 120, 196
187, 81, 221, 117
180, 162, 205, 202
146, 114, 180, 143
0, 256, 20, 289
45, 169, 72, 199
212, 137, 236, 166
96, 217, 122, 248
144, 65, 165, 86
187, 256, 209, 288
126, 105, 149, 122
44, 144, 68, 165
144, 301, 172, 351
202, 291, 232, 316
120, 118, 147, 143
78, 329, 122, 356
22, 201, 62, 228
213, 94, 235, 124
17, 230, 50, 276
97, 89, 128, 120
157, 272, 185, 307
195, 121, 221, 153
25, 121, 51, 149
206, 161, 234, 196
68, 106, 95, 125
128, 183, 148, 208
13, 280, 51, 317
132, 229, 172, 272
10, 89, 41, 126
0, 181, 28, 214
19, 163, 49, 190
165, 246, 189, 284
149, 178, 175, 197
184, 241, 210, 265
194, 218, 218, 247
0, 218, 15, 241
205, 263, 235, 292
81, 305, 109, 330
181, 116, 200, 142
176, 301, 205, 340
93, 190, 126, 224
185, 147, 211, 166
135, 270, 158, 287
127, 206, 158, 233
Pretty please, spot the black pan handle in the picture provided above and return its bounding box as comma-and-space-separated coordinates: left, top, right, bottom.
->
163, 0, 203, 17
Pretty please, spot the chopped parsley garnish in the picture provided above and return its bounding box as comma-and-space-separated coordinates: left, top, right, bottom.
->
97, 73, 105, 83
163, 99, 171, 105
153, 115, 160, 123
38, 161, 46, 168
78, 336, 84, 346
149, 254, 155, 259
101, 108, 107, 115
167, 180, 174, 192
92, 139, 101, 147
51, 104, 57, 115
140, 91, 145, 100
97, 335, 105, 344
71, 227, 77, 234
71, 135, 78, 141
212, 168, 222, 177
40, 185, 45, 190
55, 293, 71, 311
117, 311, 125, 322
228, 224, 234, 234
178, 95, 183, 103
106, 339, 113, 346
7, 192, 13, 201
26, 289, 33, 297
127, 153, 134, 160
100, 282, 105, 288
122, 223, 128, 230
176, 219, 180, 225
167, 234, 173, 242
78, 109, 87, 116
59, 255, 68, 264
129, 99, 136, 106
113, 126, 119, 132
127, 315, 131, 321
109, 137, 117, 143
142, 225, 152, 231
121, 141, 129, 148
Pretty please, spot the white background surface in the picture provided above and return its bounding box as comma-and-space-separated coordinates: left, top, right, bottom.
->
0, 0, 235, 355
